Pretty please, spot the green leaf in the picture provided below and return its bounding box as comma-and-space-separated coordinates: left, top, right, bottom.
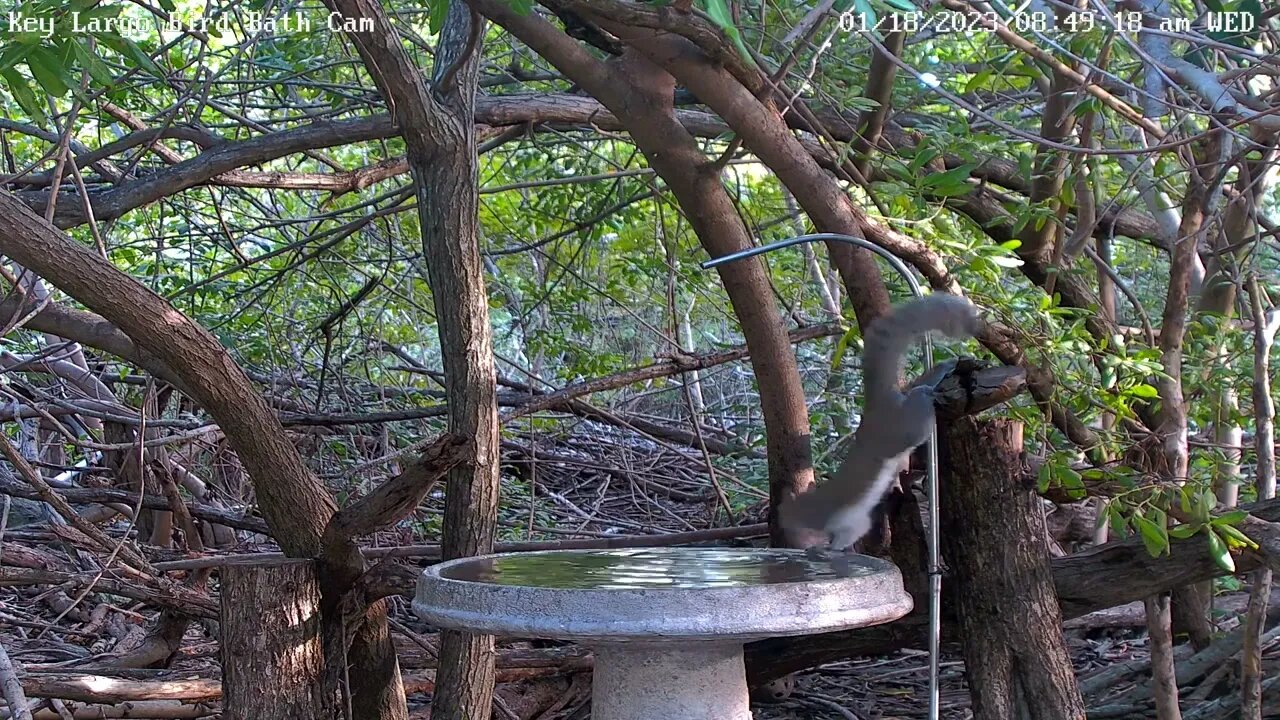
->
507, 0, 534, 13
1127, 383, 1159, 399
1206, 529, 1235, 573
909, 147, 940, 171
1217, 524, 1258, 550
1060, 466, 1085, 500
843, 97, 881, 112
99, 33, 163, 77
429, 0, 451, 33
696, 0, 756, 66
830, 324, 859, 372
987, 255, 1025, 268
1108, 505, 1129, 537
921, 164, 975, 190
0, 67, 47, 124
1168, 524, 1199, 540
24, 45, 71, 97
853, 0, 878, 35
0, 43, 27, 72
1206, 0, 1260, 48
700, 0, 733, 25
1134, 515, 1168, 557
72, 4, 122, 21
1199, 488, 1218, 519
1150, 506, 1167, 528
1211, 509, 1248, 526
72, 40, 116, 87
964, 68, 992, 94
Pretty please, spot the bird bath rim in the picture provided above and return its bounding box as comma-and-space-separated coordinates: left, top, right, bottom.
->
413, 546, 913, 643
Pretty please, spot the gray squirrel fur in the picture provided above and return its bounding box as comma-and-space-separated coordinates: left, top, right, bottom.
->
778, 293, 982, 552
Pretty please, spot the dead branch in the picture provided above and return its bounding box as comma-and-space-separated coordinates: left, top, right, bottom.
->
323, 433, 469, 545
0, 435, 149, 572
0, 640, 31, 720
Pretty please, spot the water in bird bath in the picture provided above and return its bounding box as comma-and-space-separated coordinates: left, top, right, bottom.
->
438, 546, 879, 589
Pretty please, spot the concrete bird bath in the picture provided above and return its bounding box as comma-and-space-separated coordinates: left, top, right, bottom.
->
413, 546, 912, 719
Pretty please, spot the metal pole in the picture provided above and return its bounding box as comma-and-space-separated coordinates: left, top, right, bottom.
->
700, 233, 942, 720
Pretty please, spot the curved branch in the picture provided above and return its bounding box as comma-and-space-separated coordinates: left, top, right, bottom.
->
0, 189, 335, 558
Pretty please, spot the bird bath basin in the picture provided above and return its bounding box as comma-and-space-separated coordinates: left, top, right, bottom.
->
414, 547, 912, 719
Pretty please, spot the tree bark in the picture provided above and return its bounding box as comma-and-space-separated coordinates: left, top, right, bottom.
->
1159, 165, 1210, 655
939, 418, 1086, 720
1145, 593, 1184, 720
221, 559, 335, 720
420, 8, 501, 720
320, 0, 501, 717
1243, 274, 1279, 720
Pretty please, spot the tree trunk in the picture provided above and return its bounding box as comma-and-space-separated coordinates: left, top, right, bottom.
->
1145, 593, 1184, 720
1243, 275, 1279, 720
1176, 254, 1245, 650
939, 418, 1086, 720
420, 7, 501, 719
1169, 582, 1212, 651
221, 559, 335, 720
319, 0, 500, 716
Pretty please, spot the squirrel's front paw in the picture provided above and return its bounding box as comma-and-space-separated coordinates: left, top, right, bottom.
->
803, 545, 830, 562
830, 552, 859, 577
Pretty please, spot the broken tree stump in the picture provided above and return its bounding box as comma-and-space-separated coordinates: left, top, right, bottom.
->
939, 417, 1086, 720
220, 558, 335, 720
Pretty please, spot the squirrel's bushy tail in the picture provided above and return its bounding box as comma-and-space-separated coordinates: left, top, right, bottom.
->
860, 294, 981, 409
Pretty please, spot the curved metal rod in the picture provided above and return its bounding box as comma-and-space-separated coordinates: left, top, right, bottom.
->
700, 233, 942, 720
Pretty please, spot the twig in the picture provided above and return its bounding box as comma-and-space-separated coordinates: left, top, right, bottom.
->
1, 494, 9, 567
38, 390, 154, 638
1183, 675, 1280, 720
0, 433, 149, 572
795, 691, 861, 719
1078, 645, 1194, 697
1107, 617, 1280, 706
1082, 244, 1156, 346
0, 639, 33, 720
387, 617, 438, 661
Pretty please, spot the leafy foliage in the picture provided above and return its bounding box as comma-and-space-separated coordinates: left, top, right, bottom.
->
0, 0, 1276, 547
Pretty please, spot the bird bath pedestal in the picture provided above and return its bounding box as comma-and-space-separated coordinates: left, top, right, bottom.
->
413, 547, 912, 719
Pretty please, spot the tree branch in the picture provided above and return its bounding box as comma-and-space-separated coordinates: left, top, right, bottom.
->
323, 434, 470, 546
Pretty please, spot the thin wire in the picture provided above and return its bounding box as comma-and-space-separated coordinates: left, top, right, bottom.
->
700, 233, 942, 720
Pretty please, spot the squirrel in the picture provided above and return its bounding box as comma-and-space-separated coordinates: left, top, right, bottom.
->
779, 294, 982, 557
